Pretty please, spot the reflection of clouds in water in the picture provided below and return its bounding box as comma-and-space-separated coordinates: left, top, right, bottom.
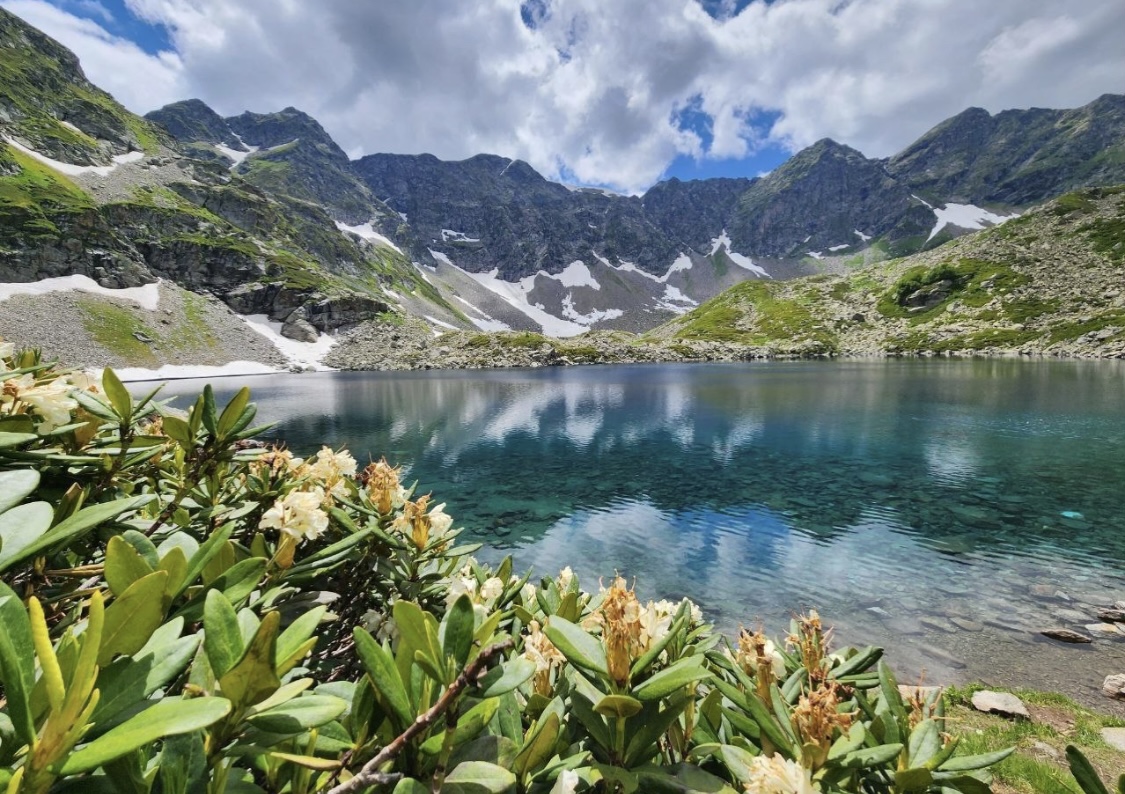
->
924, 438, 980, 483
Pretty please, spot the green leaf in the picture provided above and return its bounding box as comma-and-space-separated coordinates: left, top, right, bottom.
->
635, 763, 740, 794
98, 571, 169, 665
0, 501, 53, 571
392, 780, 430, 794
162, 415, 193, 448
175, 523, 234, 598
219, 611, 281, 709
275, 606, 326, 668
200, 385, 218, 436
908, 719, 941, 767
159, 732, 207, 794
442, 761, 516, 794
419, 699, 500, 756
91, 635, 201, 731
839, 743, 904, 769
441, 593, 476, 672
633, 658, 711, 702
2, 495, 154, 573
102, 367, 132, 419
59, 697, 231, 775
543, 616, 608, 677
104, 535, 155, 597
939, 746, 1015, 772
895, 767, 934, 790
594, 694, 643, 719
0, 469, 39, 513
216, 388, 252, 438
0, 584, 36, 745
514, 712, 560, 780
476, 656, 536, 698
204, 590, 243, 678
716, 744, 760, 785
353, 628, 413, 731
176, 558, 268, 622
393, 600, 443, 674
624, 695, 692, 766
244, 695, 347, 734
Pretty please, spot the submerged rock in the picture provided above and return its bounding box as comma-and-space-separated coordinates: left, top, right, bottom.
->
1040, 628, 1093, 644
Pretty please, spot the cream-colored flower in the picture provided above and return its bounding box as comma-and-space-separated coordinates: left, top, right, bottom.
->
744, 754, 819, 794
0, 341, 13, 361
480, 577, 504, 604
520, 582, 537, 605
428, 502, 453, 536
445, 569, 478, 608
523, 620, 566, 695
363, 458, 406, 514
21, 377, 78, 433
639, 600, 675, 652
557, 566, 575, 590
259, 487, 329, 542
308, 446, 358, 479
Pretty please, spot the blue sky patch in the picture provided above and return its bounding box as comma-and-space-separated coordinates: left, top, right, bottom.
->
50, 0, 171, 53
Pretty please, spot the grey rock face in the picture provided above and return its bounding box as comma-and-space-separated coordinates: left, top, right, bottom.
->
281, 315, 319, 343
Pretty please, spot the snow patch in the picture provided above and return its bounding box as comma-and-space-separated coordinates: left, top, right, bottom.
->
336, 221, 403, 253
710, 231, 771, 277
4, 136, 143, 177
242, 314, 335, 371
546, 261, 600, 290
654, 285, 698, 314
709, 230, 771, 277
0, 275, 161, 310
828, 244, 850, 252
560, 294, 622, 324
215, 141, 258, 167
428, 249, 453, 267
912, 194, 935, 210
664, 254, 694, 281
854, 229, 872, 242
808, 251, 824, 260
803, 235, 812, 243
453, 266, 588, 336
424, 315, 459, 331
441, 229, 481, 243
927, 203, 1018, 242
115, 361, 279, 382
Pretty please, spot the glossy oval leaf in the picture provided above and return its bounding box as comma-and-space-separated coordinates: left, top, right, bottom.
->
632, 658, 711, 702
245, 695, 348, 734
59, 697, 232, 775
98, 571, 169, 665
204, 590, 243, 678
0, 469, 39, 514
443, 761, 516, 794
543, 616, 608, 677
104, 535, 155, 597
353, 628, 413, 731
0, 584, 36, 745
477, 656, 535, 698
0, 501, 53, 571
595, 693, 644, 719
441, 593, 475, 672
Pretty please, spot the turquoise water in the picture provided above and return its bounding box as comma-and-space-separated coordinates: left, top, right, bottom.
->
159, 360, 1125, 709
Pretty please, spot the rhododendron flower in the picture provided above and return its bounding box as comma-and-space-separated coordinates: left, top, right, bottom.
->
744, 754, 819, 794
364, 458, 406, 514
260, 487, 329, 542
3, 374, 79, 433
479, 576, 504, 603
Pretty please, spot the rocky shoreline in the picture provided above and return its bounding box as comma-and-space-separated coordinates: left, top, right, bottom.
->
323, 316, 1125, 372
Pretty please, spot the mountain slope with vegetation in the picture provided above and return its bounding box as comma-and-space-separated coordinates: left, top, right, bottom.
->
654, 185, 1125, 358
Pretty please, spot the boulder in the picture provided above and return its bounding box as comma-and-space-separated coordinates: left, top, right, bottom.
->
971, 690, 1029, 720
1098, 609, 1125, 623
1103, 674, 1125, 700
281, 316, 319, 343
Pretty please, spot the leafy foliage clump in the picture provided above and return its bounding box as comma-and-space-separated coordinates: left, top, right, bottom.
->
0, 344, 1020, 792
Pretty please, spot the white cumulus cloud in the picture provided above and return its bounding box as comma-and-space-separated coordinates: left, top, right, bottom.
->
4, 0, 1124, 193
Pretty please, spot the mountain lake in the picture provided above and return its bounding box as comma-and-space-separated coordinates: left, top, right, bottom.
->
157, 360, 1125, 711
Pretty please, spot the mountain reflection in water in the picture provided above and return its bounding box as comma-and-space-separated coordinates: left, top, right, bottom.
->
157, 361, 1125, 710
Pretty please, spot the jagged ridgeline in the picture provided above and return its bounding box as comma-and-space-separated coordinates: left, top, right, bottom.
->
2, 3, 1125, 353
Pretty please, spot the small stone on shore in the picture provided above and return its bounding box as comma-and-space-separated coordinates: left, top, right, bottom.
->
971, 690, 1029, 719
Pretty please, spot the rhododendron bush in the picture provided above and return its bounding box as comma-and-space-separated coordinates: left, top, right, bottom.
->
0, 346, 1019, 793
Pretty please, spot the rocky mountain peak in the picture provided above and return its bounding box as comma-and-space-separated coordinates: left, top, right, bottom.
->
145, 99, 242, 148
227, 107, 347, 160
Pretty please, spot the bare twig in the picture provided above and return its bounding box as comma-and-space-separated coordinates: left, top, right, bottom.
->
325, 638, 514, 794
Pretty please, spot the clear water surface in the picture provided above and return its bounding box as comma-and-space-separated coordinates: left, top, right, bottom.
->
156, 360, 1125, 710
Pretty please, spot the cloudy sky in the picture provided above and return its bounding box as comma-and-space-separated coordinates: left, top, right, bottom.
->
3, 0, 1124, 193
